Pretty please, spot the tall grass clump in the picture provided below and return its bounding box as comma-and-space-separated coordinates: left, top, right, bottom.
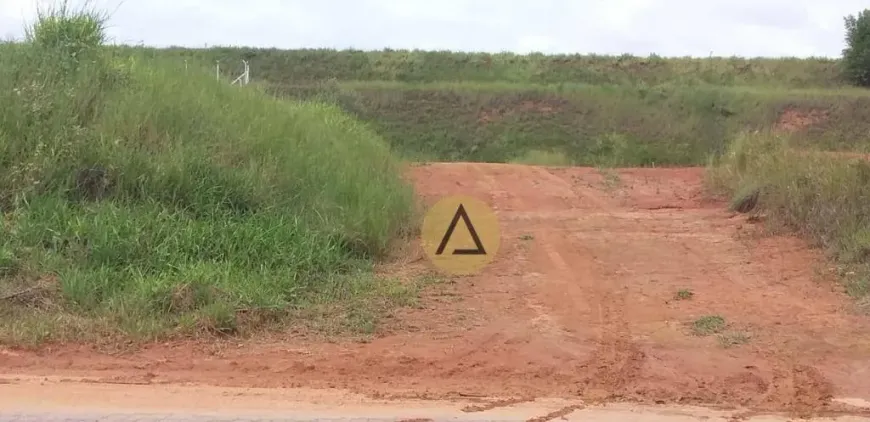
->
706, 132, 870, 308
25, 1, 109, 55
0, 3, 418, 343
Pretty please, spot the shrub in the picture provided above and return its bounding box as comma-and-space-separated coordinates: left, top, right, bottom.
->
842, 9, 870, 87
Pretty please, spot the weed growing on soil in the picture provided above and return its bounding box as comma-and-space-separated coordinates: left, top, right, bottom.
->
692, 315, 727, 336
718, 331, 751, 348
0, 4, 417, 344
674, 289, 694, 300
706, 131, 870, 305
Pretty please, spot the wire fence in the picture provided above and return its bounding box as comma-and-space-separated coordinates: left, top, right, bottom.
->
214, 59, 250, 86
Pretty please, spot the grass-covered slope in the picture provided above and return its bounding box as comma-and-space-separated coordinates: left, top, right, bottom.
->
127, 46, 847, 88
270, 81, 870, 166
0, 6, 418, 344
706, 133, 870, 310
121, 46, 870, 166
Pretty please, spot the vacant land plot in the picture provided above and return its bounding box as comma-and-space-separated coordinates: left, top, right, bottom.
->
3, 6, 870, 421
4, 163, 870, 420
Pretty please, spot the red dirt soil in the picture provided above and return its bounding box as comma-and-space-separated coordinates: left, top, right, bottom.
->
775, 107, 829, 133
2, 163, 870, 417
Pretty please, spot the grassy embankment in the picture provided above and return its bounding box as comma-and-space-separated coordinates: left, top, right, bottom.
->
706, 133, 870, 311
121, 47, 870, 167
0, 6, 420, 345
143, 47, 870, 308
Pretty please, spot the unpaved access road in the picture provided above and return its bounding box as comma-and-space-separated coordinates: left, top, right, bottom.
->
2, 163, 870, 421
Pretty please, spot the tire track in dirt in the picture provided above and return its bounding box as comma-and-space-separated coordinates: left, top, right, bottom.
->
544, 167, 643, 403
538, 229, 643, 403
514, 165, 643, 403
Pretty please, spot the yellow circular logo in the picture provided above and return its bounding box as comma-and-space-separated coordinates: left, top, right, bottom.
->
421, 195, 500, 276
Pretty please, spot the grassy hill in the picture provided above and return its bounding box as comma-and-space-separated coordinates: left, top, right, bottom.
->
119, 46, 870, 166
0, 9, 421, 344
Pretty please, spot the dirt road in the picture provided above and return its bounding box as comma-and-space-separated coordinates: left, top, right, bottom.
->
2, 375, 869, 422
2, 163, 870, 420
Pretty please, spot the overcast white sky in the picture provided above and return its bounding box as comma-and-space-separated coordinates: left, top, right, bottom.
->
1, 0, 868, 57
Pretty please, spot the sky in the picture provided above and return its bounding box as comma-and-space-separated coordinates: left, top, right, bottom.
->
1, 0, 868, 58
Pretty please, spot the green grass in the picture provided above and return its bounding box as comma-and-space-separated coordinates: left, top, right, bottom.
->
706, 131, 870, 309
0, 4, 419, 345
